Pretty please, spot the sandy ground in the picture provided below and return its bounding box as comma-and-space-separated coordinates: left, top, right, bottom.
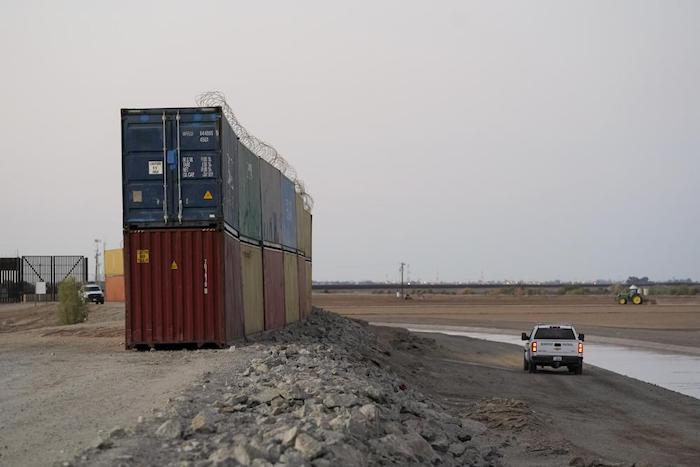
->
0, 303, 230, 467
314, 293, 700, 349
2, 297, 700, 466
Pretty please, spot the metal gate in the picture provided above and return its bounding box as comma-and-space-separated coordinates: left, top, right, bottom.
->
21, 256, 88, 302
0, 258, 22, 303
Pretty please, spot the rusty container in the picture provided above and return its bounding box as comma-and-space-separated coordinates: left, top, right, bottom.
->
283, 252, 299, 324
297, 255, 307, 319
240, 242, 264, 335
124, 228, 244, 348
262, 247, 285, 330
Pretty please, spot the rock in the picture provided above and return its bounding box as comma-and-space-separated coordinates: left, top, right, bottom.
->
448, 442, 467, 457
403, 432, 438, 463
155, 419, 182, 440
294, 433, 324, 460
91, 437, 113, 450
322, 393, 359, 409
191, 409, 218, 433
281, 426, 299, 447
569, 457, 586, 467
108, 426, 127, 439
253, 388, 282, 404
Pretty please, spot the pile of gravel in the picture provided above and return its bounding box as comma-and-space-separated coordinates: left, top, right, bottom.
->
67, 310, 503, 467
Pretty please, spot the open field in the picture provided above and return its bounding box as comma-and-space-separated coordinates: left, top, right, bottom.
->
313, 293, 700, 349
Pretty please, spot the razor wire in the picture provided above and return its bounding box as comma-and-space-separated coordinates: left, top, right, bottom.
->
196, 91, 314, 212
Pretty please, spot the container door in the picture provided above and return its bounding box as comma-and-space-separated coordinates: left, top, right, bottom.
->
123, 112, 176, 225
123, 110, 222, 226
176, 112, 222, 223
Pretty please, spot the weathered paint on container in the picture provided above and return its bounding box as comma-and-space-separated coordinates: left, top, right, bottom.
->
121, 107, 240, 231
296, 206, 312, 259
260, 160, 282, 246
104, 248, 125, 277
283, 252, 299, 323
240, 242, 264, 335
105, 275, 125, 302
281, 176, 297, 249
305, 212, 312, 259
223, 233, 244, 340
262, 247, 285, 330
238, 143, 262, 241
124, 228, 243, 347
305, 260, 312, 315
297, 255, 307, 319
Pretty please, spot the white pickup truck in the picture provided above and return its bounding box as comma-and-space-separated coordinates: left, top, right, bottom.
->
522, 324, 584, 374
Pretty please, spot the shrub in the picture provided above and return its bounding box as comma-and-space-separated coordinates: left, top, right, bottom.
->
57, 278, 88, 325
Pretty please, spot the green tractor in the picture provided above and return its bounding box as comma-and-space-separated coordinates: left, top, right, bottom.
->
617, 285, 644, 305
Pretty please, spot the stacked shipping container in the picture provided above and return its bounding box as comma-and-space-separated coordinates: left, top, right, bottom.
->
104, 248, 126, 302
121, 107, 311, 348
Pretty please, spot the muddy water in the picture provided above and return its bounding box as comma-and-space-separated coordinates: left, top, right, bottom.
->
387, 324, 700, 400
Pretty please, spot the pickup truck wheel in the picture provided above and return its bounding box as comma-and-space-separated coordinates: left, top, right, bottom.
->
528, 362, 537, 373
523, 358, 529, 371
574, 364, 583, 375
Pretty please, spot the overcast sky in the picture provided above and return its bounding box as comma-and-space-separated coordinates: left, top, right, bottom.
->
1, 1, 698, 282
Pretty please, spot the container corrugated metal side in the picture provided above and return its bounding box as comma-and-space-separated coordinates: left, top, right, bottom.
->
105, 275, 125, 302
281, 176, 297, 250
262, 247, 285, 330
297, 255, 307, 319
295, 194, 305, 256
223, 233, 244, 340
305, 260, 312, 315
240, 242, 264, 335
121, 107, 242, 231
260, 160, 282, 246
104, 248, 125, 277
124, 228, 243, 348
283, 252, 299, 323
238, 143, 262, 242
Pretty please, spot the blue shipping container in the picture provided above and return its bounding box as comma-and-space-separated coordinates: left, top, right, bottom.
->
121, 107, 239, 230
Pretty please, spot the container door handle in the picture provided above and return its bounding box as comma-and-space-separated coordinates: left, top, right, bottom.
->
176, 111, 183, 223
161, 112, 168, 223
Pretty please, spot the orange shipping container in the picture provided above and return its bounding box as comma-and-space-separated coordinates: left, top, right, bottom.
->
105, 275, 126, 302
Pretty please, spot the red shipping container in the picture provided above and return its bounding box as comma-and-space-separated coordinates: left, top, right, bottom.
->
262, 247, 285, 331
124, 228, 244, 348
297, 255, 307, 320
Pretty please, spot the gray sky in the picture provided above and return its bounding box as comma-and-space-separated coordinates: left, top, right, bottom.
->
1, 1, 698, 282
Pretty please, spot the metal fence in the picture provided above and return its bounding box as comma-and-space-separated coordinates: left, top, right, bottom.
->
0, 256, 88, 303
0, 258, 22, 303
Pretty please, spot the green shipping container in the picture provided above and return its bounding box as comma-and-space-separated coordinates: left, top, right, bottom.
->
238, 143, 262, 241
241, 242, 264, 335
284, 252, 299, 324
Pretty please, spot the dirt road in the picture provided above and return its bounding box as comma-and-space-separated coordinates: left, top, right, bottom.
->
374, 326, 700, 466
0, 303, 229, 467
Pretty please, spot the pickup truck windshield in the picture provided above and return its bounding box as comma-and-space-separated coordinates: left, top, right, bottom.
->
534, 328, 576, 339
85, 286, 100, 292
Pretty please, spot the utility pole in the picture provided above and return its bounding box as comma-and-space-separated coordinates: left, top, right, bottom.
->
94, 239, 102, 283
399, 262, 406, 298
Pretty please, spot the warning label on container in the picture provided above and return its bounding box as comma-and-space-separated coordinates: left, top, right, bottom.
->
132, 190, 143, 203
148, 161, 163, 175
137, 250, 149, 264
170, 261, 178, 270
203, 191, 213, 200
